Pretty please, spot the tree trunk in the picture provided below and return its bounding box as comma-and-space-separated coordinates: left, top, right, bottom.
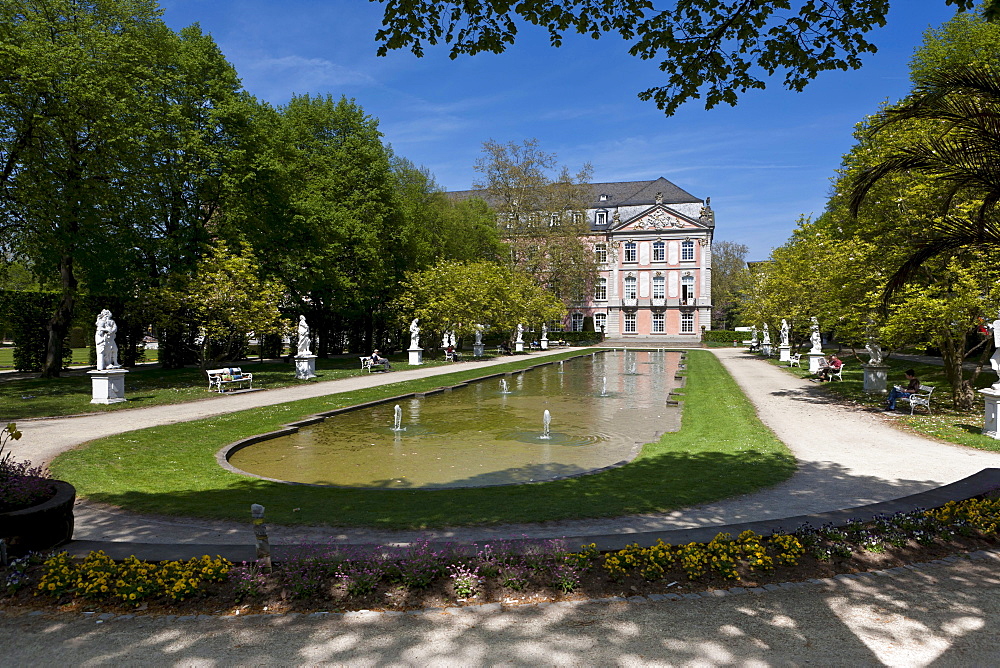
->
940, 328, 976, 411
42, 255, 77, 378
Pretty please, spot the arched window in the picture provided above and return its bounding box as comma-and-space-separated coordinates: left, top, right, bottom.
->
594, 277, 608, 300
652, 275, 665, 299
624, 276, 637, 299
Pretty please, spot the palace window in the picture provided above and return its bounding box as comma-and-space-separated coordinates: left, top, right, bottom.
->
624, 312, 637, 333
652, 275, 665, 299
653, 241, 665, 261
595, 313, 606, 332
681, 275, 695, 304
571, 313, 584, 332
594, 277, 607, 301
550, 213, 560, 226
624, 276, 637, 299
652, 312, 665, 333
594, 243, 608, 264
681, 240, 695, 261
596, 211, 608, 226
623, 242, 637, 263
681, 312, 694, 333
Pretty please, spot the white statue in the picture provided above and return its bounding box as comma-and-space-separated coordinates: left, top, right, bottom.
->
541, 323, 548, 341
762, 323, 771, 345
750, 326, 758, 346
810, 317, 822, 353
409, 318, 420, 348
297, 315, 312, 356
515, 324, 524, 343
780, 319, 789, 346
94, 309, 119, 370
989, 313, 1000, 385
442, 331, 451, 348
473, 325, 483, 346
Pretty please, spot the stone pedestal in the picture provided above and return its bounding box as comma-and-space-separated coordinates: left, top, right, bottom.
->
982, 387, 1000, 439
863, 364, 890, 394
408, 347, 424, 365
778, 345, 791, 362
472, 344, 484, 358
761, 343, 771, 357
89, 368, 128, 404
807, 352, 825, 374
515, 341, 524, 353
540, 339, 548, 350
294, 354, 317, 379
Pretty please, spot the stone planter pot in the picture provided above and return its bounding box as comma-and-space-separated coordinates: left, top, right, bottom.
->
0, 479, 75, 555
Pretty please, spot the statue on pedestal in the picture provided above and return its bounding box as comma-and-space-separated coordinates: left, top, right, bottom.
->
810, 317, 822, 353
515, 324, 524, 343
989, 312, 1000, 386
762, 323, 771, 345
865, 320, 884, 366
541, 323, 548, 341
95, 310, 119, 370
780, 319, 789, 346
409, 318, 420, 348
473, 325, 483, 346
297, 316, 312, 356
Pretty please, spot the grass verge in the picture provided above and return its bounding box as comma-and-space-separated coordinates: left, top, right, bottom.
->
49, 350, 795, 529
765, 352, 1000, 452
1, 354, 455, 420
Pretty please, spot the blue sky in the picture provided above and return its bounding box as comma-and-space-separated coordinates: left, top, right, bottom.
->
160, 1, 959, 260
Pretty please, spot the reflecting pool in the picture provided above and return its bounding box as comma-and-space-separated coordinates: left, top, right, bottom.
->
227, 350, 682, 489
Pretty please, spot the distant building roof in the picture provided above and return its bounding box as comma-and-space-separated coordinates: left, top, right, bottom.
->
447, 176, 702, 209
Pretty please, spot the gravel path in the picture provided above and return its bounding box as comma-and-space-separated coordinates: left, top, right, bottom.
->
10, 347, 1000, 547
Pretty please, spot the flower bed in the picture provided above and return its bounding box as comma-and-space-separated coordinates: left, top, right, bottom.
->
3, 497, 1000, 615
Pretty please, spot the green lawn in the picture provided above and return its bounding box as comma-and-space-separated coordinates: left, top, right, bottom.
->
49, 350, 795, 529
0, 346, 104, 369
766, 351, 1000, 452
1, 353, 453, 420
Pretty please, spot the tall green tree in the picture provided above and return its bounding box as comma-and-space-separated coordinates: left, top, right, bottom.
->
0, 0, 171, 375
473, 138, 598, 309
710, 240, 749, 329
375, 1, 1000, 115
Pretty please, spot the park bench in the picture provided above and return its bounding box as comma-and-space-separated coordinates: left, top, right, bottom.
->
788, 353, 801, 367
360, 356, 390, 372
828, 363, 845, 382
444, 349, 461, 362
207, 367, 253, 393
897, 384, 935, 415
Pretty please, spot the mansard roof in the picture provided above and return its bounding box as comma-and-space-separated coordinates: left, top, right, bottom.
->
585, 177, 700, 208
446, 176, 702, 208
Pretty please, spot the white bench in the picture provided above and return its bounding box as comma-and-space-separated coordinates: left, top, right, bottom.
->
207, 367, 253, 393
788, 353, 801, 367
828, 364, 845, 381
444, 350, 461, 362
360, 357, 390, 372
898, 384, 935, 415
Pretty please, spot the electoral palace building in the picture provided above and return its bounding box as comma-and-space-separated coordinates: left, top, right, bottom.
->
450, 176, 714, 340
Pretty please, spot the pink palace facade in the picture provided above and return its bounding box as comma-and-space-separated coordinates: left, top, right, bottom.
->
450, 176, 714, 340
572, 177, 714, 340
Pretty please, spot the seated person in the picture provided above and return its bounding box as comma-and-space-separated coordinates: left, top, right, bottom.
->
816, 354, 843, 381
885, 369, 920, 411
445, 344, 460, 361
499, 342, 512, 355
371, 349, 390, 369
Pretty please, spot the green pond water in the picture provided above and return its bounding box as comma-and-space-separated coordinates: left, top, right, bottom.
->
228, 350, 682, 488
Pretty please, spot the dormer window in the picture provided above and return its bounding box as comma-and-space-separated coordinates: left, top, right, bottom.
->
599, 194, 609, 202
595, 210, 608, 226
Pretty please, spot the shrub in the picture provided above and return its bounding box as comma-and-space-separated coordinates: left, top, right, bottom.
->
0, 423, 54, 513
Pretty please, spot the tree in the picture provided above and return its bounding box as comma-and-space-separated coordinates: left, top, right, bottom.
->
849, 63, 1000, 299
374, 1, 1000, 116
153, 241, 286, 369
397, 260, 566, 344
473, 138, 598, 307
0, 0, 173, 375
710, 240, 748, 329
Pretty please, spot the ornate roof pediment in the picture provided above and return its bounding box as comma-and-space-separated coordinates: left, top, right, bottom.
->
614, 206, 703, 232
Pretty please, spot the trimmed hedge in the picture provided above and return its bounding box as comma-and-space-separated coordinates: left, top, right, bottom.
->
701, 329, 744, 343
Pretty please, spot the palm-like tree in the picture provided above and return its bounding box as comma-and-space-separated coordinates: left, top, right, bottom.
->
849, 63, 1000, 301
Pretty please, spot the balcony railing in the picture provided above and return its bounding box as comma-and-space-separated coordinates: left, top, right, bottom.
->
621, 297, 637, 307
651, 297, 666, 307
